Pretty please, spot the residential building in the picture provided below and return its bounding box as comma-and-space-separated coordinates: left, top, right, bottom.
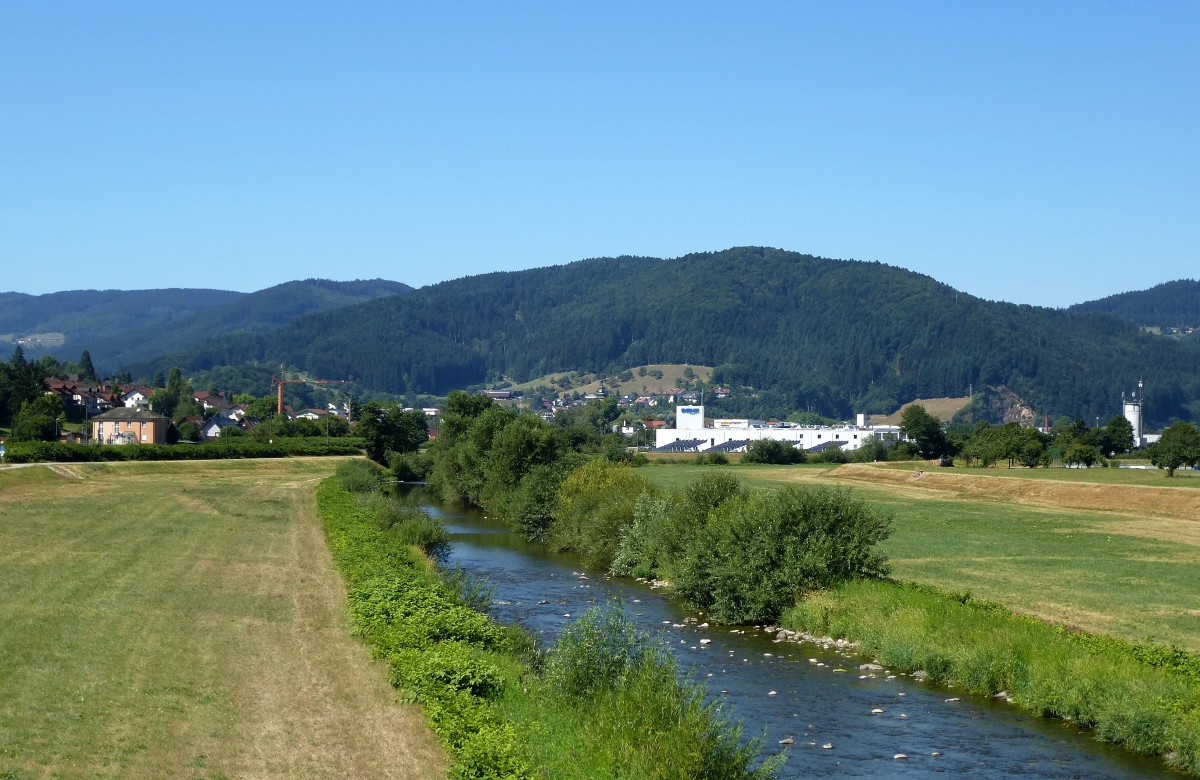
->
90, 407, 170, 445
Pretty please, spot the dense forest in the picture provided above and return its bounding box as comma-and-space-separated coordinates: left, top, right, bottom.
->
1070, 279, 1200, 329
126, 248, 1200, 426
1, 279, 411, 370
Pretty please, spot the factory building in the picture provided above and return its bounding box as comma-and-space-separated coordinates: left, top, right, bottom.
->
653, 406, 904, 453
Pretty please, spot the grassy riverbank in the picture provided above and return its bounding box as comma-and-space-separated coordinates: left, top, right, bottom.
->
784, 580, 1200, 774
0, 459, 444, 779
320, 461, 781, 779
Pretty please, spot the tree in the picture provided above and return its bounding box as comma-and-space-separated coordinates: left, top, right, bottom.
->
77, 350, 97, 382
674, 486, 892, 624
149, 367, 191, 418
1099, 415, 1135, 456
10, 394, 65, 442
742, 438, 806, 464
5, 346, 45, 422
549, 460, 651, 569
357, 402, 429, 463
853, 435, 889, 463
1063, 441, 1099, 468
484, 413, 560, 497
1149, 421, 1200, 477
242, 395, 278, 420
899, 404, 952, 459
438, 391, 495, 446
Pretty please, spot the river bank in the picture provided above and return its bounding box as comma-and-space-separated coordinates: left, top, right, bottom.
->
321, 462, 780, 779
436, 491, 1176, 779
782, 579, 1200, 775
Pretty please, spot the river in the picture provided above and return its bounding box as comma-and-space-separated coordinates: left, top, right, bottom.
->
421, 492, 1175, 779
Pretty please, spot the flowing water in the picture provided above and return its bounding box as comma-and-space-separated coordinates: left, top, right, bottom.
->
421, 493, 1175, 779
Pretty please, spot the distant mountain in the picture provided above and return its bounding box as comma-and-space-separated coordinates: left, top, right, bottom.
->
132, 248, 1200, 426
1070, 280, 1200, 329
0, 287, 241, 346
1, 279, 411, 371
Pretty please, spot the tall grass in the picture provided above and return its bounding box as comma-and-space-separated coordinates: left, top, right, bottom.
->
784, 580, 1200, 775
517, 602, 783, 780
322, 464, 781, 779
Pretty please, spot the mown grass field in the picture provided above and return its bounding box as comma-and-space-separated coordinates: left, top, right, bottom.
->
641, 461, 1200, 650
0, 459, 444, 780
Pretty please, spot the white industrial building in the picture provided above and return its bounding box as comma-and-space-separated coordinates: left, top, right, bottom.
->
653, 406, 905, 453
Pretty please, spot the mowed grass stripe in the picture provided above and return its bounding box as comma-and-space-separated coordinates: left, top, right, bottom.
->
0, 459, 444, 780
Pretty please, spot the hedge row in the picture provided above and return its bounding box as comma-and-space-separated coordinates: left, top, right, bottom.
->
4, 438, 363, 463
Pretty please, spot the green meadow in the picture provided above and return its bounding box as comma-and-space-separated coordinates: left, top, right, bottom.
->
0, 459, 444, 780
641, 461, 1200, 649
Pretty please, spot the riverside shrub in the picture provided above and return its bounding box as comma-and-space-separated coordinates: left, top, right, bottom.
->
369, 496, 450, 559
548, 460, 652, 569
611, 471, 748, 581
541, 602, 784, 780
337, 459, 385, 493
675, 486, 892, 624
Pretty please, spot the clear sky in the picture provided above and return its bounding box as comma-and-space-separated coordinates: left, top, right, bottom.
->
2, 3, 1196, 307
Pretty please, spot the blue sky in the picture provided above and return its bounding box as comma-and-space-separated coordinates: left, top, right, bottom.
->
2, 3, 1196, 307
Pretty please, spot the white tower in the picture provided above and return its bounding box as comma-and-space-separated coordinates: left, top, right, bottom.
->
1122, 380, 1144, 448
676, 405, 705, 431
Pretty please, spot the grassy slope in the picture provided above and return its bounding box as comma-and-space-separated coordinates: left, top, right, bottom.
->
640, 461, 1200, 650
0, 459, 444, 780
507, 364, 713, 397
867, 396, 972, 424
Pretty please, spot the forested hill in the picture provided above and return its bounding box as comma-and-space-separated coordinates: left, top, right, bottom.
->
1069, 280, 1200, 330
2, 279, 411, 370
135, 248, 1200, 425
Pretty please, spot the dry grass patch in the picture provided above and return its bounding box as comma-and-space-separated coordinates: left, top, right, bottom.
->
0, 459, 444, 780
867, 396, 971, 424
828, 463, 1200, 523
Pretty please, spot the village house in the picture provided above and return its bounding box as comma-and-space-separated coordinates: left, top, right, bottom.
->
90, 407, 170, 445
200, 414, 241, 439
44, 378, 116, 417
121, 386, 156, 407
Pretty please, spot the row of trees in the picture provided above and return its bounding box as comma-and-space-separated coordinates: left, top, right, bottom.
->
407, 393, 894, 624
899, 402, 1200, 476
900, 403, 1136, 466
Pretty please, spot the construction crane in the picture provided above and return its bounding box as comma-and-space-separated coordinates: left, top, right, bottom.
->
272, 368, 353, 415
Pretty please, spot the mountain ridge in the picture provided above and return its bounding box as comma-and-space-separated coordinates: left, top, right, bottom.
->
1, 278, 412, 371
121, 247, 1200, 426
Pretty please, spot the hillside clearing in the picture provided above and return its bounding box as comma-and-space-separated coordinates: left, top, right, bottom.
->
867, 396, 972, 424
506, 363, 713, 397
0, 458, 444, 780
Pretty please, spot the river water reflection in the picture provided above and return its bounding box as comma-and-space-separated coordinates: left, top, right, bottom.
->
421, 493, 1174, 779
